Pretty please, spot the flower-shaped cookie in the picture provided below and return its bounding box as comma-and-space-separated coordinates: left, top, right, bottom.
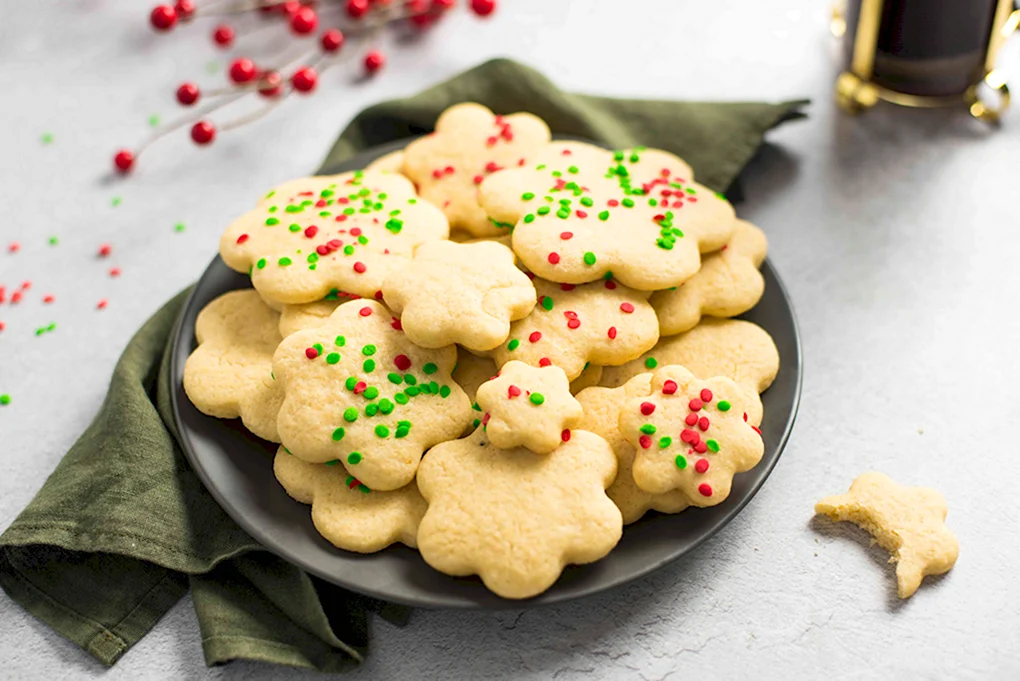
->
273, 447, 426, 553
492, 277, 659, 381
576, 375, 690, 524
365, 149, 406, 174
220, 170, 448, 305
279, 298, 344, 337
273, 300, 471, 491
620, 365, 764, 506
600, 318, 779, 426
476, 360, 583, 454
183, 290, 284, 442
651, 220, 768, 336
382, 240, 536, 352
479, 141, 737, 289
815, 472, 959, 598
402, 103, 552, 237
416, 427, 622, 599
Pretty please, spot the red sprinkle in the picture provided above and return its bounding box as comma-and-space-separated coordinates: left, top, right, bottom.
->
547, 252, 560, 265
359, 306, 372, 317
305, 347, 319, 359
21, 281, 31, 290
698, 483, 713, 497
698, 416, 710, 431
700, 388, 713, 403
481, 412, 491, 425
605, 280, 617, 290
353, 261, 367, 273
695, 458, 710, 473
109, 267, 121, 277
350, 227, 362, 237
638, 435, 652, 449
680, 429, 696, 443
316, 245, 329, 256
607, 199, 619, 207
575, 210, 587, 219
567, 318, 580, 329
473, 175, 484, 185
486, 136, 497, 146
484, 161, 501, 173
689, 398, 703, 411
42, 294, 54, 304
752, 425, 762, 436
7, 243, 20, 253
685, 413, 698, 426
304, 225, 318, 238
98, 244, 112, 257
444, 165, 454, 174
560, 284, 575, 291
694, 441, 708, 453
11, 291, 23, 304
236, 234, 249, 244
538, 357, 552, 367
640, 401, 655, 415
620, 302, 634, 313
354, 381, 367, 394
508, 385, 521, 398
662, 380, 678, 395
391, 317, 402, 330
97, 299, 108, 310
561, 149, 572, 156
561, 428, 571, 441
394, 354, 411, 370
316, 199, 327, 208
560, 232, 573, 240
432, 169, 442, 179
528, 331, 542, 343
607, 326, 617, 339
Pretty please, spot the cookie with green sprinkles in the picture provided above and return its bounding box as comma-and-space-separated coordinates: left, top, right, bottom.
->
475, 360, 583, 454
273, 447, 426, 553
402, 103, 552, 237
478, 141, 737, 290
619, 365, 763, 507
220, 170, 449, 306
273, 300, 472, 491
382, 240, 536, 352
493, 277, 658, 381
415, 426, 621, 599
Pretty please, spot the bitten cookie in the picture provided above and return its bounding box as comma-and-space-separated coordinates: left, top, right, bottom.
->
273, 300, 471, 491
475, 360, 583, 454
651, 220, 768, 336
576, 374, 690, 524
815, 472, 959, 599
220, 170, 448, 305
620, 366, 764, 506
416, 427, 622, 599
273, 447, 426, 553
600, 318, 779, 425
402, 103, 552, 237
479, 142, 736, 289
183, 290, 284, 442
381, 240, 536, 352
492, 277, 659, 381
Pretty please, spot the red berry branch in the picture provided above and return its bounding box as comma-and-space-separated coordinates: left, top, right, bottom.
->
114, 0, 498, 174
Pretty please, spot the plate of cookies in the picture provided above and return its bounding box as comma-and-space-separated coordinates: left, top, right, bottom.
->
171, 103, 801, 608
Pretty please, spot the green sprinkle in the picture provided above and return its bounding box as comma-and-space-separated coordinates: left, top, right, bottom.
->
312, 343, 323, 355
551, 170, 562, 178
363, 359, 376, 372
645, 357, 657, 369
326, 352, 340, 364
522, 192, 535, 200
675, 454, 688, 470
541, 296, 553, 311
357, 235, 368, 245
365, 404, 379, 416
659, 436, 672, 448
656, 238, 674, 250
640, 423, 657, 435
583, 252, 596, 266
537, 205, 551, 216
362, 344, 377, 356
423, 362, 437, 374
439, 385, 451, 398
148, 114, 160, 127
364, 386, 379, 400
345, 376, 358, 391
408, 198, 417, 204
613, 151, 624, 161
598, 210, 610, 221
622, 198, 634, 208
265, 217, 279, 226
0, 394, 10, 406
472, 402, 482, 412
335, 335, 346, 346
285, 205, 302, 213
428, 381, 439, 394
332, 427, 345, 441
567, 165, 579, 174
111, 197, 122, 207
343, 407, 358, 422
40, 132, 53, 145
404, 374, 417, 385
174, 223, 186, 233
379, 398, 394, 414
630, 153, 640, 163
395, 393, 409, 405
325, 460, 340, 466
347, 452, 362, 464
385, 218, 403, 233
48, 237, 59, 246
648, 198, 658, 207
268, 206, 278, 213
529, 393, 545, 405
257, 258, 267, 269
395, 426, 410, 439
524, 214, 535, 224
344, 245, 355, 256
375, 425, 389, 438
473, 419, 481, 428
289, 223, 301, 232
388, 372, 402, 384
718, 400, 731, 412
707, 439, 720, 452
405, 386, 420, 397
580, 197, 594, 207
508, 339, 520, 351
556, 209, 570, 219
321, 189, 334, 198
307, 253, 318, 264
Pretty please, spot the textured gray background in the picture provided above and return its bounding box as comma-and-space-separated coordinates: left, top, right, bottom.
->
2, 1, 1018, 679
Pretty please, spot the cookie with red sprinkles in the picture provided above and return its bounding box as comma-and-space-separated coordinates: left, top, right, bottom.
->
492, 276, 659, 381
273, 446, 427, 553
479, 142, 737, 290
220, 170, 448, 305
402, 103, 552, 237
620, 365, 763, 507
415, 426, 621, 599
272, 299, 471, 491
651, 220, 768, 336
475, 360, 583, 454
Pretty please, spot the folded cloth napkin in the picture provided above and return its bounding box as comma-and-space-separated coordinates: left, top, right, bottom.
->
0, 58, 807, 672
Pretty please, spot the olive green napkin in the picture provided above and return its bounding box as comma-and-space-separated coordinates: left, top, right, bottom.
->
0, 58, 806, 672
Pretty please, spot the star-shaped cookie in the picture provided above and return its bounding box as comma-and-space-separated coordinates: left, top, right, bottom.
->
381, 240, 536, 352
273, 299, 472, 491
402, 103, 552, 237
476, 360, 583, 454
220, 170, 448, 305
416, 427, 622, 599
650, 220, 768, 336
620, 365, 764, 506
815, 472, 959, 598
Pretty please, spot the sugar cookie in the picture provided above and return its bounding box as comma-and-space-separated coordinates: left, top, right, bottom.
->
220, 170, 448, 305
365, 149, 406, 175
475, 360, 583, 454
273, 300, 471, 491
576, 374, 690, 524
569, 363, 603, 394
651, 220, 768, 336
273, 447, 426, 552
402, 103, 552, 237
815, 472, 959, 598
620, 366, 764, 506
381, 240, 536, 352
416, 427, 621, 599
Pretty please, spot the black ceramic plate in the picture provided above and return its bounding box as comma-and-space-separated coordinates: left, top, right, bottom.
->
170, 138, 802, 609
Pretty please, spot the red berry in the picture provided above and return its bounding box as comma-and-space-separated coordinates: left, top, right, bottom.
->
281, 0, 302, 16
405, 0, 428, 12
346, 0, 369, 18
212, 24, 234, 47
321, 28, 344, 52
363, 51, 385, 74
113, 149, 134, 174
469, 0, 496, 16
432, 0, 455, 9
191, 121, 216, 145
291, 67, 318, 92
174, 0, 195, 20
409, 13, 434, 28
229, 58, 257, 83
176, 82, 200, 105
290, 7, 318, 34
257, 71, 282, 98
150, 5, 177, 31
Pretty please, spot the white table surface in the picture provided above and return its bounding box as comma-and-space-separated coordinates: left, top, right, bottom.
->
2, 1, 1018, 678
